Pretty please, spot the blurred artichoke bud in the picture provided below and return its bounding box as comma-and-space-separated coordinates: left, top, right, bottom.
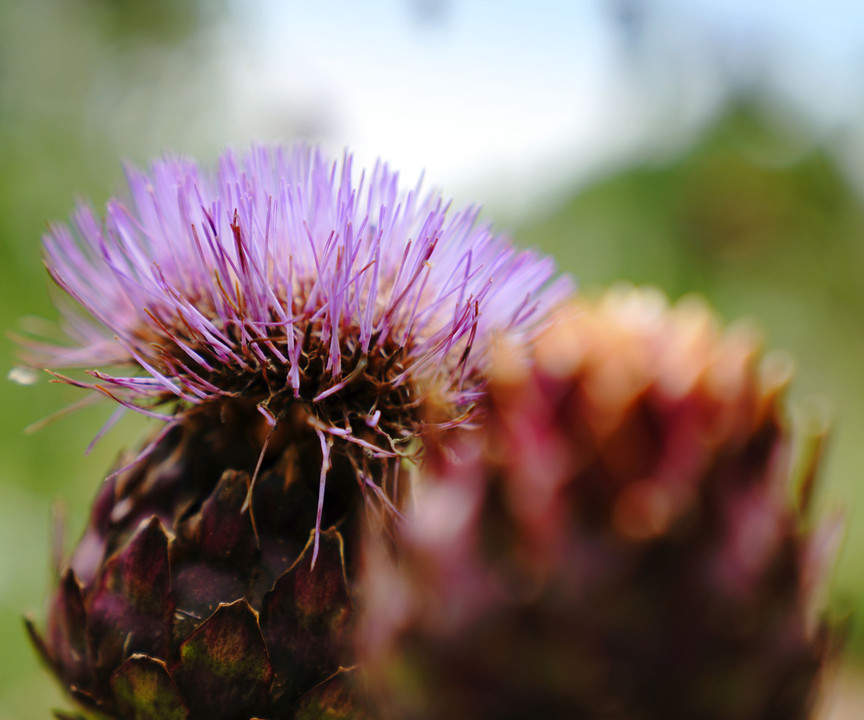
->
360, 287, 842, 720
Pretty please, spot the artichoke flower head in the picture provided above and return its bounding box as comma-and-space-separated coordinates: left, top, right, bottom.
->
23, 145, 570, 720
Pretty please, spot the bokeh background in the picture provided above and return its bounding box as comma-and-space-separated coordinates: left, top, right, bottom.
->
3, 1, 864, 717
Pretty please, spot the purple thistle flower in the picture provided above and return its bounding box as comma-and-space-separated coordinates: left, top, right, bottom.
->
31, 144, 571, 558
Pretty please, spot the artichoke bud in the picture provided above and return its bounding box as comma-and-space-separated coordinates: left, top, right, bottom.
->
359, 287, 843, 720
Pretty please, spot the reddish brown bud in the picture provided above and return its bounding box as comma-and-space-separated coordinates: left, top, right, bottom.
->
360, 287, 842, 720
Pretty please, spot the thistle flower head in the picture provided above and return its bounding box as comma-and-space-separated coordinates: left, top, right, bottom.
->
32, 145, 570, 535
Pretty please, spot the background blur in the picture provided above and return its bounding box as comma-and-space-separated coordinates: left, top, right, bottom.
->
3, 1, 864, 718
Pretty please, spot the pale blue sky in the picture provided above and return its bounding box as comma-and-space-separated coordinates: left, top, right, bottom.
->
218, 0, 864, 210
